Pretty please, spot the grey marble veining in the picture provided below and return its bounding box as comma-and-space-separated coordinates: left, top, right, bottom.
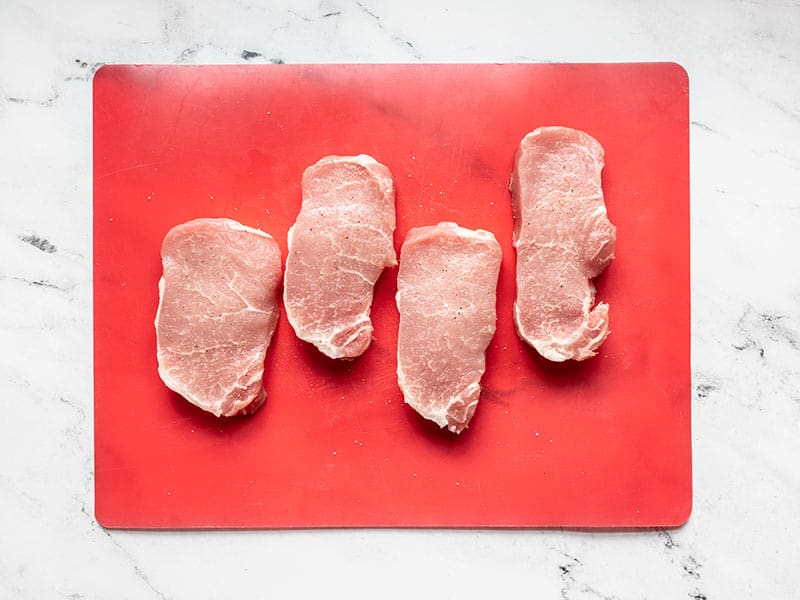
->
1, 0, 799, 598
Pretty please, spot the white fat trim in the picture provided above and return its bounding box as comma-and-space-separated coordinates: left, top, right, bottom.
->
156, 363, 224, 417
219, 219, 273, 239
314, 319, 371, 358
154, 276, 166, 330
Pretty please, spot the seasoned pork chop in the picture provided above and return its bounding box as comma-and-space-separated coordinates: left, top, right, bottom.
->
155, 218, 282, 417
511, 126, 616, 361
283, 155, 396, 359
396, 222, 502, 434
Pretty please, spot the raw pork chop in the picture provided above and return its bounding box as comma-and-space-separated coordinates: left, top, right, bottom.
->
283, 155, 396, 359
396, 222, 502, 434
510, 126, 616, 361
155, 218, 282, 417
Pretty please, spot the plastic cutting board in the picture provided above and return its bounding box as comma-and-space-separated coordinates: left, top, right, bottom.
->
93, 63, 691, 528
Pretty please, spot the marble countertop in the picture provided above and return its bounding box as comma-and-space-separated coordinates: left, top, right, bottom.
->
1, 1, 798, 598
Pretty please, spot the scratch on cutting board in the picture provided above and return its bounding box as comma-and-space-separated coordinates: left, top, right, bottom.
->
475, 478, 484, 505
158, 417, 194, 428
419, 161, 432, 190
366, 451, 395, 513
649, 365, 670, 399
95, 161, 167, 180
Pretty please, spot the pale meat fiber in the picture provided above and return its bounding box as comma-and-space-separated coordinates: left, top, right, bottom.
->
283, 155, 396, 359
155, 218, 282, 417
396, 222, 502, 434
510, 126, 617, 361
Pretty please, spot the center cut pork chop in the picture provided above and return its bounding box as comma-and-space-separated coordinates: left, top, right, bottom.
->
396, 222, 502, 434
510, 126, 616, 361
283, 155, 396, 359
155, 218, 282, 417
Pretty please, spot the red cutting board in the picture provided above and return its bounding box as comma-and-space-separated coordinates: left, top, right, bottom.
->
93, 63, 690, 528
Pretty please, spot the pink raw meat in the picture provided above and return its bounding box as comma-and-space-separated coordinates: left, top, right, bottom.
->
396, 222, 502, 434
510, 126, 617, 361
283, 155, 396, 359
155, 218, 282, 417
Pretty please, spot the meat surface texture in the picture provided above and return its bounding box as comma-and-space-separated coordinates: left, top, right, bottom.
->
155, 218, 282, 417
283, 155, 397, 359
510, 126, 617, 361
396, 222, 502, 434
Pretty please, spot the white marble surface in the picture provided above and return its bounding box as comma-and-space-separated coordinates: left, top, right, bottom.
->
1, 0, 799, 597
